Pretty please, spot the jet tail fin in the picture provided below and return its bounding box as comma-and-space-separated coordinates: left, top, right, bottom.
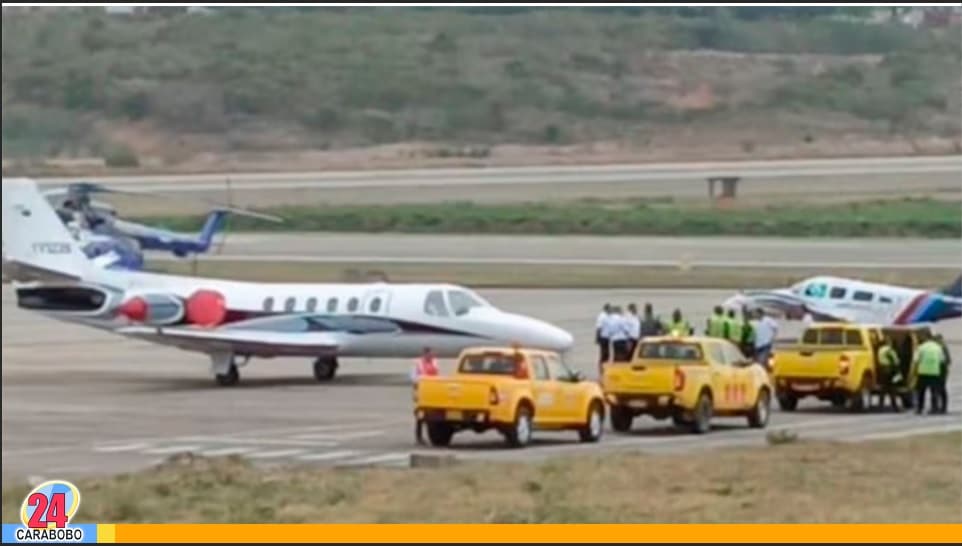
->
2, 178, 93, 282
939, 274, 962, 298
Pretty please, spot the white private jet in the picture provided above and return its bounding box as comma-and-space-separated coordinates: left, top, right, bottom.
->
2, 178, 574, 386
723, 275, 962, 326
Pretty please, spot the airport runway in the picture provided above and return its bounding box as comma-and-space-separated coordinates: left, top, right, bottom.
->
3, 286, 960, 482
29, 155, 962, 212
186, 233, 962, 269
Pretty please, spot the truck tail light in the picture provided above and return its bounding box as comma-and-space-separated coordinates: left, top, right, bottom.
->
489, 386, 500, 405
838, 354, 851, 376
673, 367, 686, 391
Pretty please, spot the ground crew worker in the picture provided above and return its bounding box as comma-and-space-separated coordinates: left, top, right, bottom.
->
913, 332, 946, 415
876, 336, 903, 412
705, 306, 728, 339
725, 308, 742, 349
596, 303, 613, 367
626, 303, 641, 359
739, 308, 756, 359
640, 303, 664, 339
412, 347, 440, 444
665, 308, 692, 336
752, 309, 779, 369
934, 334, 951, 414
609, 306, 632, 363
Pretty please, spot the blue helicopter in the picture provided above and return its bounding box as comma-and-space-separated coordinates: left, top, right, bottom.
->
46, 182, 283, 270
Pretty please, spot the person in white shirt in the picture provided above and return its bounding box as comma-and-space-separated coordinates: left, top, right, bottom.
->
595, 303, 613, 365
608, 306, 632, 363
752, 310, 779, 369
625, 303, 642, 358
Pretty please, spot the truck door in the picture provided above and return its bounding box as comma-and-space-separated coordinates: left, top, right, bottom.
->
719, 341, 750, 410
546, 354, 581, 421
530, 355, 559, 425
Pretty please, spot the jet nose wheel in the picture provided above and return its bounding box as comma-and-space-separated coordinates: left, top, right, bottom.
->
313, 357, 339, 382
215, 364, 240, 387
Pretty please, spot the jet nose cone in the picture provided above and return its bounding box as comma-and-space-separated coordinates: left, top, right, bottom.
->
500, 313, 574, 352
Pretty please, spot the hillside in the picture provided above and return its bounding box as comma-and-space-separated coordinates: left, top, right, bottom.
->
2, 7, 960, 173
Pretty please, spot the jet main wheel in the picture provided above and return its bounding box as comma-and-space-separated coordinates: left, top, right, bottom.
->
313, 357, 339, 382
215, 364, 240, 387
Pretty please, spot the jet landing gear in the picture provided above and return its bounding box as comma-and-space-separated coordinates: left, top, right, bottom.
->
210, 353, 249, 387
313, 357, 339, 382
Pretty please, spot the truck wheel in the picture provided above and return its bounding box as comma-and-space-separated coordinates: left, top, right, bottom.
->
747, 388, 771, 428
504, 404, 533, 448
690, 391, 713, 434
426, 422, 454, 447
578, 401, 604, 443
609, 406, 633, 433
777, 392, 798, 411
849, 375, 872, 412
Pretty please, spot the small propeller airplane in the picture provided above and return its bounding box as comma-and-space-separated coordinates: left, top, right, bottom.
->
44, 182, 283, 269
724, 274, 962, 326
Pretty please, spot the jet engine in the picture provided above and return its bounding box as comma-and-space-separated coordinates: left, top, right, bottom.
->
116, 289, 227, 327
16, 283, 122, 317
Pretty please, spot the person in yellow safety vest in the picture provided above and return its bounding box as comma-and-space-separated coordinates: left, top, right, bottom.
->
875, 336, 903, 412
725, 309, 742, 347
739, 308, 756, 359
705, 306, 728, 338
913, 332, 946, 415
664, 308, 693, 337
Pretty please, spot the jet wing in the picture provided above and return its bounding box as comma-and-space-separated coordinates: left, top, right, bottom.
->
116, 326, 343, 357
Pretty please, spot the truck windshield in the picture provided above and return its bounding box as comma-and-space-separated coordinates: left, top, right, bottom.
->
639, 342, 703, 361
459, 353, 520, 375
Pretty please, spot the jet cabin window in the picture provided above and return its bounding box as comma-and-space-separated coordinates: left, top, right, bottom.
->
263, 297, 274, 312
306, 297, 318, 312
424, 290, 449, 317
448, 289, 485, 316
326, 298, 338, 313
369, 297, 382, 313
347, 297, 359, 312
852, 291, 874, 302
284, 297, 296, 312
829, 287, 847, 299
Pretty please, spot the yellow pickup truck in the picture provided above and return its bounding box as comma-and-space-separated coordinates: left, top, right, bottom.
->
602, 335, 773, 434
771, 323, 930, 412
414, 346, 605, 448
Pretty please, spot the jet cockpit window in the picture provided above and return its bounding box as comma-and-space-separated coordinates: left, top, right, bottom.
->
424, 290, 449, 317
447, 289, 486, 316
803, 283, 827, 298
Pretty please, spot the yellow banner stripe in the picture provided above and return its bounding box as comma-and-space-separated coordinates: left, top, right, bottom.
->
111, 524, 962, 543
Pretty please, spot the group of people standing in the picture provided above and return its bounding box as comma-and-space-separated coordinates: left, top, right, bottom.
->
595, 302, 779, 374
876, 330, 951, 414
705, 305, 779, 366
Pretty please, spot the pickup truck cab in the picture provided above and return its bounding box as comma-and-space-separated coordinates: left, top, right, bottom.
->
771, 323, 930, 411
602, 335, 773, 434
414, 346, 605, 448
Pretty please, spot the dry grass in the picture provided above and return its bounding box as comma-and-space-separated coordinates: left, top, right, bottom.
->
150, 260, 954, 290
3, 433, 959, 523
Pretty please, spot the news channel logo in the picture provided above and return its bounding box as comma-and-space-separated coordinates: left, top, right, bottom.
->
1, 479, 98, 543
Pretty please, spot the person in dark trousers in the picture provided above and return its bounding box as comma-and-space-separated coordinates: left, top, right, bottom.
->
595, 303, 613, 367
934, 334, 951, 414
639, 303, 664, 339
625, 303, 641, 359
913, 331, 946, 415
875, 335, 903, 412
609, 306, 632, 363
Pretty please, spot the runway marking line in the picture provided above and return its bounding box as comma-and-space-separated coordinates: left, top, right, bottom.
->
93, 443, 151, 453
297, 450, 365, 462
337, 452, 410, 467
290, 430, 385, 441
246, 449, 307, 459
198, 446, 257, 457
142, 445, 201, 455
